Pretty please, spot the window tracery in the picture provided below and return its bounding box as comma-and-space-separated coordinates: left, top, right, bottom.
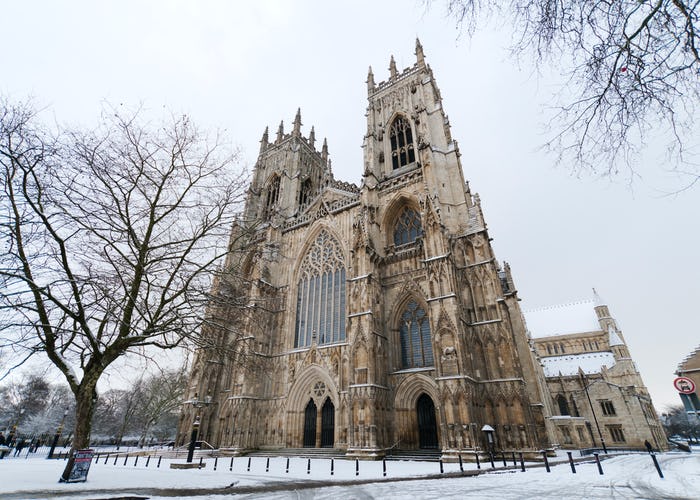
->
264, 175, 280, 215
389, 116, 416, 169
294, 230, 346, 347
399, 300, 433, 368
393, 207, 422, 246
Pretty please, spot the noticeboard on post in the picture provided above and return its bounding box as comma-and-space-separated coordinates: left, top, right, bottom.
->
60, 449, 95, 483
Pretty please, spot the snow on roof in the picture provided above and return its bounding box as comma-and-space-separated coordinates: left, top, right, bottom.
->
608, 325, 624, 347
541, 352, 616, 377
523, 300, 601, 338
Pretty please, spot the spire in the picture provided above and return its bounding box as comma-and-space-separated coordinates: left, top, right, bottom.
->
276, 120, 284, 142
321, 138, 328, 163
293, 108, 302, 136
592, 287, 605, 306
415, 38, 425, 66
260, 126, 269, 152
309, 126, 316, 148
389, 55, 397, 78
367, 66, 375, 92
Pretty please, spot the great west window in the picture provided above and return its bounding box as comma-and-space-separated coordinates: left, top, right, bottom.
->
294, 230, 346, 347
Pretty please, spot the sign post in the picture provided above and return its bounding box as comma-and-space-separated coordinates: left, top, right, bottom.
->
674, 376, 700, 422
674, 377, 696, 394
59, 449, 95, 483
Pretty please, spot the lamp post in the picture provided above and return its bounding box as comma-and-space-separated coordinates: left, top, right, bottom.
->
580, 373, 607, 453
481, 424, 495, 464
185, 392, 212, 463
48, 408, 69, 459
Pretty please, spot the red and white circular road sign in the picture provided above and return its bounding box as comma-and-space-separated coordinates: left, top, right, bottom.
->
674, 376, 696, 394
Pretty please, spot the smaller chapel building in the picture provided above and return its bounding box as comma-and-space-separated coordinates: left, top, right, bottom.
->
524, 292, 667, 451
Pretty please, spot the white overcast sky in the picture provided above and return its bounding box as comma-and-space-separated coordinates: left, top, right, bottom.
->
3, 0, 698, 411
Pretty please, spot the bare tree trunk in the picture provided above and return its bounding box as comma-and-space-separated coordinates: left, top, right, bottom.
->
60, 374, 99, 482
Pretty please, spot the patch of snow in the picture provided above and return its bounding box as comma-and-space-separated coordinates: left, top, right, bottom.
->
524, 300, 601, 338
541, 352, 616, 377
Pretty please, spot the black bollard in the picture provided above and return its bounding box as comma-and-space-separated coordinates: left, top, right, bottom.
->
501, 452, 507, 467
542, 451, 550, 473
145, 455, 150, 468
475, 452, 481, 469
383, 458, 387, 477
331, 458, 334, 476
114, 454, 118, 465
512, 451, 517, 466
214, 457, 218, 471
355, 458, 359, 476
489, 451, 495, 469
307, 458, 311, 475
593, 453, 603, 475
650, 453, 664, 479
104, 454, 109, 464
265, 457, 269, 472
247, 457, 251, 472
134, 455, 139, 467
566, 451, 576, 473
198, 457, 203, 469
230, 457, 234, 471
157, 456, 162, 468
459, 453, 463, 472
519, 452, 525, 472
124, 454, 128, 466
285, 457, 289, 473
439, 458, 444, 474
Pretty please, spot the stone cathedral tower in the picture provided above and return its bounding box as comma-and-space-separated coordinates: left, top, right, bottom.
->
179, 41, 553, 458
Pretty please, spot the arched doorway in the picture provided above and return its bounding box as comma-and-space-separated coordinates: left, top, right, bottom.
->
417, 393, 438, 449
321, 398, 335, 447
303, 399, 317, 447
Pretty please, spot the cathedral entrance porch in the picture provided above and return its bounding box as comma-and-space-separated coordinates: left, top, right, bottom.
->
302, 397, 336, 448
417, 394, 438, 449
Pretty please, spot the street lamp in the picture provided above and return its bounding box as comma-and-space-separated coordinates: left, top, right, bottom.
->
186, 392, 212, 463
48, 408, 69, 459
481, 424, 495, 464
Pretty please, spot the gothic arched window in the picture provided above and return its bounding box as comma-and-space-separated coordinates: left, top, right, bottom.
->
389, 116, 416, 170
399, 300, 433, 368
394, 207, 422, 246
298, 178, 313, 207
556, 394, 570, 416
264, 175, 280, 215
294, 230, 346, 347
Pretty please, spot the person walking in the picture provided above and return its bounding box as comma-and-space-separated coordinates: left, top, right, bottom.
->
13, 437, 26, 457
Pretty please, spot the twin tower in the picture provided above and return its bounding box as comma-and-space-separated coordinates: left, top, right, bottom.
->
181, 40, 553, 458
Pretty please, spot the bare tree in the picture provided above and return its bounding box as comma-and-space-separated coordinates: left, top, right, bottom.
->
0, 98, 250, 480
438, 0, 700, 189
134, 368, 187, 447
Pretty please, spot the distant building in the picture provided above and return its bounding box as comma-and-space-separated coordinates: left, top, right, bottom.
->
675, 346, 700, 417
524, 291, 667, 450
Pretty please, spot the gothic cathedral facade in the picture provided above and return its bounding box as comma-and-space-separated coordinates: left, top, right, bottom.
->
180, 41, 555, 458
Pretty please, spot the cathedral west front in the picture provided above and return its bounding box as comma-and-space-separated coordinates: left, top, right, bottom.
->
178, 41, 663, 458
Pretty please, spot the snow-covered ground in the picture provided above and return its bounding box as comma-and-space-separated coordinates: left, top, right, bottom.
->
1, 450, 698, 499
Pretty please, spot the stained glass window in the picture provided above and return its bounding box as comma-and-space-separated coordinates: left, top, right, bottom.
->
394, 208, 422, 246
399, 300, 433, 368
294, 230, 346, 347
390, 116, 416, 170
